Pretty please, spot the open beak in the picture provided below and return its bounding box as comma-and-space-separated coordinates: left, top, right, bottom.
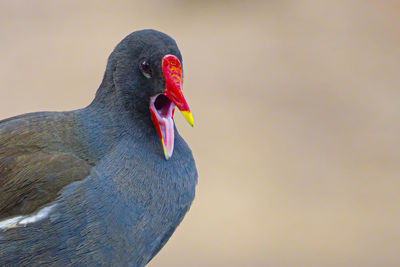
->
149, 54, 194, 160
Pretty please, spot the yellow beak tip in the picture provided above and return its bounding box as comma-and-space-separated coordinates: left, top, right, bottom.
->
181, 111, 194, 127
161, 139, 171, 160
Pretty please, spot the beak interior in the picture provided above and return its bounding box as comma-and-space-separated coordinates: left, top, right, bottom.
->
154, 94, 174, 118
150, 93, 176, 160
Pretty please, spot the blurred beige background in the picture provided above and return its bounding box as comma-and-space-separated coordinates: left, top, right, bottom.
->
1, 1, 400, 266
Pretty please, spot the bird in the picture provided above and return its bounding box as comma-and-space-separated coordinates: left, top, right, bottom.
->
0, 29, 197, 266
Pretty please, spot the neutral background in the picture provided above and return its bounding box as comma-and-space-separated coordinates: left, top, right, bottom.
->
1, 1, 399, 266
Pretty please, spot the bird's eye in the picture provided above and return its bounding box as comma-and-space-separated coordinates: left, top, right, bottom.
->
140, 60, 152, 79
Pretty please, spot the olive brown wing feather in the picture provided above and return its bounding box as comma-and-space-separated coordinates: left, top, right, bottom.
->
0, 112, 93, 219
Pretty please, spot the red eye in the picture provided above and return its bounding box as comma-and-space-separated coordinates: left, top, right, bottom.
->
140, 60, 152, 78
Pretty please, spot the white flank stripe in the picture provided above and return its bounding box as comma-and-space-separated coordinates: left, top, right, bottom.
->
18, 205, 56, 225
0, 204, 57, 230
0, 216, 24, 230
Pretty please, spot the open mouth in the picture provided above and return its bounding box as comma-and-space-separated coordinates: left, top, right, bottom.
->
149, 93, 176, 159
151, 94, 175, 119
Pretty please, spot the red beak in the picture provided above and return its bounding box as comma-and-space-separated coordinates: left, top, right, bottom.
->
162, 55, 194, 127
149, 55, 194, 160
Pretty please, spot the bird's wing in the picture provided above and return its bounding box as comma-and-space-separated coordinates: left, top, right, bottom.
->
0, 112, 93, 219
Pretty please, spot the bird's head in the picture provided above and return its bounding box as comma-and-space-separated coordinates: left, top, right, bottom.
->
95, 29, 193, 160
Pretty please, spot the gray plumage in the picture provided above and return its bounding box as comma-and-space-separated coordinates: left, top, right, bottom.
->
0, 30, 197, 266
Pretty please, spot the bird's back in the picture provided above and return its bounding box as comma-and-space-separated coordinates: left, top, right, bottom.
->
0, 111, 93, 219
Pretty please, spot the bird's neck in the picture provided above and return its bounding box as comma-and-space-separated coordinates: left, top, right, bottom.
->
76, 66, 157, 161
88, 66, 152, 125
76, 102, 157, 162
